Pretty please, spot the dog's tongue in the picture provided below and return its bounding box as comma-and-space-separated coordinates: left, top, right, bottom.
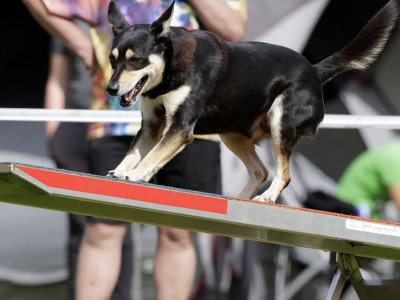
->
124, 88, 136, 102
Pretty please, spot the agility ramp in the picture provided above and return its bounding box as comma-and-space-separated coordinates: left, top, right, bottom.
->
1, 162, 400, 299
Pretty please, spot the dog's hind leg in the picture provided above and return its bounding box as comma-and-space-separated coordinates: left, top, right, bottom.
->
253, 94, 295, 203
220, 133, 269, 199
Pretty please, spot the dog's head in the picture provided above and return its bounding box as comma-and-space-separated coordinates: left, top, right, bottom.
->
106, 1, 175, 108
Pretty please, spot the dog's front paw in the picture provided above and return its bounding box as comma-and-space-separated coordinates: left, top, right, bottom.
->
106, 170, 116, 178
253, 181, 284, 203
253, 194, 276, 203
124, 174, 143, 182
124, 170, 151, 182
106, 170, 129, 180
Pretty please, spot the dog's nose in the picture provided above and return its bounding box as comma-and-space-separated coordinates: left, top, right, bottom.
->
106, 83, 119, 96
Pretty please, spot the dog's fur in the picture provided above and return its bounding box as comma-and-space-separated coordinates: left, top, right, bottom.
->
106, 0, 398, 203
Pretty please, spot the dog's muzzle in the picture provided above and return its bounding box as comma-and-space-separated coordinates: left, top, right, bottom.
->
119, 75, 149, 108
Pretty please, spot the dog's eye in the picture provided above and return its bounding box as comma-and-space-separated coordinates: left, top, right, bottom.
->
129, 57, 144, 64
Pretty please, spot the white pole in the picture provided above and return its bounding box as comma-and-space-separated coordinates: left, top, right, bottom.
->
0, 108, 141, 124
0, 108, 400, 129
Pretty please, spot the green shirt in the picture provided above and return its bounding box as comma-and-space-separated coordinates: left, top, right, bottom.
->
335, 139, 400, 219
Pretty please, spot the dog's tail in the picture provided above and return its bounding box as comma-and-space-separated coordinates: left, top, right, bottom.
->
314, 0, 399, 85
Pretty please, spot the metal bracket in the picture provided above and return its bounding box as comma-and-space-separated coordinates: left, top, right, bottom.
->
326, 252, 400, 300
326, 253, 362, 300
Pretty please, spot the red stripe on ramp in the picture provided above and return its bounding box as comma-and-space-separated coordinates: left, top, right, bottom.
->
16, 165, 227, 214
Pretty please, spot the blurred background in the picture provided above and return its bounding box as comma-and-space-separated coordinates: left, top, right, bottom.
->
0, 0, 399, 299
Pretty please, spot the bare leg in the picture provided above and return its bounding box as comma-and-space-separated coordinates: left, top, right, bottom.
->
154, 227, 196, 300
220, 133, 268, 199
75, 222, 129, 300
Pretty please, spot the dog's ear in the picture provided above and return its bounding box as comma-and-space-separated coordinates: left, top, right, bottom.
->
150, 0, 175, 40
108, 1, 129, 37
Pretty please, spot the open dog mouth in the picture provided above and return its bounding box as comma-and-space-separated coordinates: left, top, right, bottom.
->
120, 75, 148, 108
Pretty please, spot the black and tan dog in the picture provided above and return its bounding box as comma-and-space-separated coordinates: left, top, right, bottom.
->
106, 0, 398, 203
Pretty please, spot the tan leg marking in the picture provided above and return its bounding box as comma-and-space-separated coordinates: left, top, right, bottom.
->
110, 121, 166, 179
112, 86, 191, 181
109, 99, 165, 178
220, 133, 268, 199
124, 129, 191, 182
254, 94, 291, 203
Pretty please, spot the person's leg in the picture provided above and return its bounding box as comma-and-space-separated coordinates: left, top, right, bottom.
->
75, 136, 134, 300
154, 139, 221, 300
49, 122, 90, 299
154, 228, 196, 300
75, 222, 129, 300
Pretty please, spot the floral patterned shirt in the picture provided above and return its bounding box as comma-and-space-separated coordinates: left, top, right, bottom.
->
42, 0, 247, 139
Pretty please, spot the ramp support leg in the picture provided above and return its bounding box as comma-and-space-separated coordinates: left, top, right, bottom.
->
325, 252, 363, 300
325, 268, 347, 300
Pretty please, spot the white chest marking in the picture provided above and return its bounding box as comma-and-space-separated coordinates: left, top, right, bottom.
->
141, 85, 191, 125
162, 85, 191, 117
